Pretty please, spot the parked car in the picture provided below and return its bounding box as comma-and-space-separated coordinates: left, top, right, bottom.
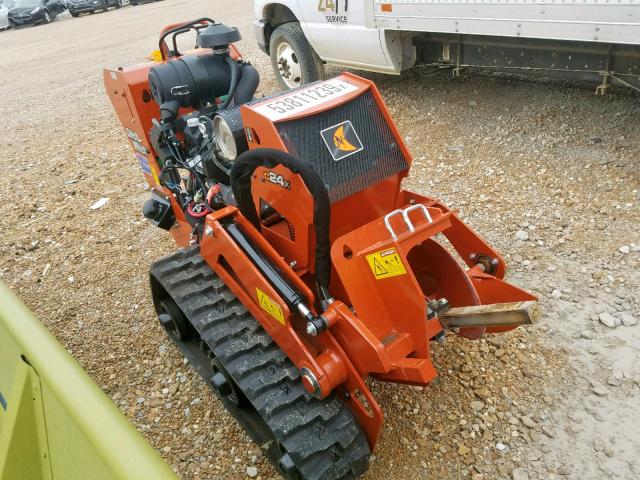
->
130, 0, 162, 6
67, 0, 121, 17
0, 3, 10, 30
7, 0, 67, 26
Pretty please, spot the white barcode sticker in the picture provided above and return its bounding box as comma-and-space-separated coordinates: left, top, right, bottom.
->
253, 79, 359, 121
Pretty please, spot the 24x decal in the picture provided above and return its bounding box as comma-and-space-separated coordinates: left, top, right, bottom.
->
263, 171, 291, 190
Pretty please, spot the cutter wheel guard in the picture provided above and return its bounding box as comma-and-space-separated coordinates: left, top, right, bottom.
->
104, 18, 540, 480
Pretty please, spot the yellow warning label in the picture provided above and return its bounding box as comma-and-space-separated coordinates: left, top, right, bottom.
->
256, 288, 285, 325
366, 248, 407, 280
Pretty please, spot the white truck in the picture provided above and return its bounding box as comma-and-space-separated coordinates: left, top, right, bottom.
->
253, 0, 640, 93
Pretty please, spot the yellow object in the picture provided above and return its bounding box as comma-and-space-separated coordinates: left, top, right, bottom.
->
0, 282, 178, 480
256, 287, 285, 324
148, 50, 163, 62
366, 248, 407, 279
333, 125, 358, 152
151, 165, 161, 186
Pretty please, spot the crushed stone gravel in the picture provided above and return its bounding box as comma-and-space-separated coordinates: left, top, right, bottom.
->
0, 1, 638, 479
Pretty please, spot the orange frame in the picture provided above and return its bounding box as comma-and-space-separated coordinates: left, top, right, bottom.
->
104, 53, 538, 451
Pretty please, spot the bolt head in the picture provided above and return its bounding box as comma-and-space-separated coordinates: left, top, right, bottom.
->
210, 372, 232, 397
204, 226, 213, 236
306, 322, 317, 336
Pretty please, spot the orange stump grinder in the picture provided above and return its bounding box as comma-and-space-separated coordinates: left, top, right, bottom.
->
105, 19, 539, 479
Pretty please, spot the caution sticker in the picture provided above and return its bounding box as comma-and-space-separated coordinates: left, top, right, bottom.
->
256, 288, 285, 325
366, 248, 407, 280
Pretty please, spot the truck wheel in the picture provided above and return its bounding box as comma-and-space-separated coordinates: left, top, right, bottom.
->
269, 22, 324, 90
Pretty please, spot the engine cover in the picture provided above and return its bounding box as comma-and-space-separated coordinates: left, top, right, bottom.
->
240, 75, 411, 203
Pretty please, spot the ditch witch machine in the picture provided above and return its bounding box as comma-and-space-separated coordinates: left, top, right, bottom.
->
104, 19, 539, 480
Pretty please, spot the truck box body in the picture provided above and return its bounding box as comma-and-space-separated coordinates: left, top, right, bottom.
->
368, 0, 640, 45
255, 0, 640, 91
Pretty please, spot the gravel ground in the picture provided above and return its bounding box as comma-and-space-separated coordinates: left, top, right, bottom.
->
1, 1, 638, 479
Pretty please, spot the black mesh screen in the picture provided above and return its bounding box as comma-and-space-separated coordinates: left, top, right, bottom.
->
275, 91, 408, 203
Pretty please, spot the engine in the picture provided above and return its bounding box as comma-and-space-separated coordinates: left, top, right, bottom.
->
124, 19, 259, 229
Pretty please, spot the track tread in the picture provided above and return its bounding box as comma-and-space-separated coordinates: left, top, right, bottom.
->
150, 246, 370, 480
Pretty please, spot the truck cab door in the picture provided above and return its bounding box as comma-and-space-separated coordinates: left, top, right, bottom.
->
295, 0, 397, 73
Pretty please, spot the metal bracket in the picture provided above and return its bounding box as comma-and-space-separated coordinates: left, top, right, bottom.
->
384, 204, 433, 241
596, 70, 610, 96
402, 204, 433, 232
383, 209, 404, 241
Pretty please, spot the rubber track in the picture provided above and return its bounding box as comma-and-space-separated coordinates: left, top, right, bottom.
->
150, 246, 370, 480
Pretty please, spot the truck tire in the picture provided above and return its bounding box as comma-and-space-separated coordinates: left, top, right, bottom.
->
269, 22, 325, 90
